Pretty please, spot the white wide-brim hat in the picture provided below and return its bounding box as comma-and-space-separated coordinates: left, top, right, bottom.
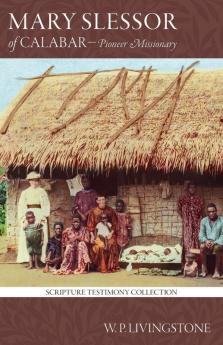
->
26, 171, 41, 180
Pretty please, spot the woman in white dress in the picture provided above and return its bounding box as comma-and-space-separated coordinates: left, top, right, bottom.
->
16, 172, 50, 263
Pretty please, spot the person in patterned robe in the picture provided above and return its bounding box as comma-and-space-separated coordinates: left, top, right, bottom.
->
54, 215, 91, 275
178, 182, 204, 255
73, 175, 97, 224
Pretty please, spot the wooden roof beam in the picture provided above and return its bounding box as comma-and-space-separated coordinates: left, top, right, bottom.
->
17, 67, 155, 81
125, 67, 146, 94
147, 68, 195, 169
136, 66, 153, 134
120, 68, 130, 120
0, 66, 54, 135
51, 68, 125, 135
106, 61, 199, 147
55, 70, 97, 119
148, 66, 185, 161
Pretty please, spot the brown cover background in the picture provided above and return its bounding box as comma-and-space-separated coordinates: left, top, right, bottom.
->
1, 0, 223, 344
0, 0, 223, 57
0, 298, 223, 345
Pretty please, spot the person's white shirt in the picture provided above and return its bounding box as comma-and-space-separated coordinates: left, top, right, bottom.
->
96, 222, 112, 238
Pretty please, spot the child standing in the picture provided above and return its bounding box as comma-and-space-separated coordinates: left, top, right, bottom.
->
23, 211, 43, 269
183, 253, 198, 277
115, 199, 132, 253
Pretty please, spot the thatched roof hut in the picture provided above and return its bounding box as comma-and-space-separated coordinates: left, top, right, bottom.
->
3, 62, 223, 256
1, 62, 223, 175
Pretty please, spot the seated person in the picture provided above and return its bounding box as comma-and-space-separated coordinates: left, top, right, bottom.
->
115, 199, 132, 253
199, 203, 223, 278
183, 253, 198, 277
95, 213, 113, 250
43, 222, 63, 273
23, 211, 43, 270
54, 214, 91, 275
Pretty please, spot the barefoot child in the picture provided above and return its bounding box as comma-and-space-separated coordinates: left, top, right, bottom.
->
183, 253, 198, 277
95, 213, 113, 250
23, 211, 43, 269
115, 199, 132, 254
43, 222, 63, 273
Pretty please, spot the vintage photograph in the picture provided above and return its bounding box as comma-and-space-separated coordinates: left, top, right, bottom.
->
0, 58, 222, 287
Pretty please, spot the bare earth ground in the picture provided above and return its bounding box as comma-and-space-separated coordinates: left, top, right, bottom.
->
0, 236, 222, 287
0, 263, 223, 287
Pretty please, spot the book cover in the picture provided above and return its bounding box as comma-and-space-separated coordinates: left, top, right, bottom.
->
0, 1, 223, 344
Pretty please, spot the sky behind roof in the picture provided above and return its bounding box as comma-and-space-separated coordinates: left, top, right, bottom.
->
0, 58, 222, 112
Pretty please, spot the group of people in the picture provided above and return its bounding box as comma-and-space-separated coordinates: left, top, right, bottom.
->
178, 182, 223, 279
17, 172, 132, 274
16, 173, 223, 278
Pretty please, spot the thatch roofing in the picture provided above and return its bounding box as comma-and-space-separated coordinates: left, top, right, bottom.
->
0, 63, 223, 175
